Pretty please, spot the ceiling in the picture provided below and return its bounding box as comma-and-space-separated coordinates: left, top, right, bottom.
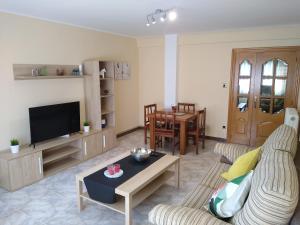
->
1, 0, 300, 37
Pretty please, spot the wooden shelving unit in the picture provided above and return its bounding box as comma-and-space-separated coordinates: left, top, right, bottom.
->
83, 60, 116, 130
44, 158, 81, 177
43, 146, 81, 164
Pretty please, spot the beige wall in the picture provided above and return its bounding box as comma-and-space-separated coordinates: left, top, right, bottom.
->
178, 26, 300, 138
138, 25, 300, 138
0, 12, 139, 150
137, 37, 165, 125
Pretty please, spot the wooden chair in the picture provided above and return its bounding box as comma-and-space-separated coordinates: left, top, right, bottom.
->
187, 108, 206, 154
144, 104, 157, 144
198, 108, 206, 149
154, 111, 179, 155
177, 103, 195, 113
187, 113, 200, 154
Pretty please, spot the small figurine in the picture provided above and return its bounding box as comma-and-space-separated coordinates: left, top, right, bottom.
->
100, 68, 106, 79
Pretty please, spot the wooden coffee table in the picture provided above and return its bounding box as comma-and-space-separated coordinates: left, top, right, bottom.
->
76, 151, 180, 225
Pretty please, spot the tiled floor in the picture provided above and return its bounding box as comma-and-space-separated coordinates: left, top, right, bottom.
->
0, 130, 221, 225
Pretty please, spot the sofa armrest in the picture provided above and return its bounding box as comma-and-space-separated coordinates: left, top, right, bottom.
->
149, 204, 230, 225
214, 143, 252, 163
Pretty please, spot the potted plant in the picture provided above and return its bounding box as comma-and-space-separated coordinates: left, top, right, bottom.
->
10, 139, 20, 154
83, 121, 90, 133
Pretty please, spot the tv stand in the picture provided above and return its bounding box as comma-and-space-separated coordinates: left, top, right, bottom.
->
0, 128, 116, 191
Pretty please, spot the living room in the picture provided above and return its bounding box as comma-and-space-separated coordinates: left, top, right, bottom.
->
0, 1, 300, 225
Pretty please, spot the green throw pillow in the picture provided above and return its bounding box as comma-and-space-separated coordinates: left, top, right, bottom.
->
209, 170, 253, 218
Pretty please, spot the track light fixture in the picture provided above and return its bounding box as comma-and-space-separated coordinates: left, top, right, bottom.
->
146, 8, 177, 27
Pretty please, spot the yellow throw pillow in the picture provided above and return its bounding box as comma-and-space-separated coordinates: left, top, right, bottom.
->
221, 147, 261, 181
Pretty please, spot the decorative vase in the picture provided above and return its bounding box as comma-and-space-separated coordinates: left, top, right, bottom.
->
101, 119, 106, 128
10, 145, 19, 154
83, 126, 90, 133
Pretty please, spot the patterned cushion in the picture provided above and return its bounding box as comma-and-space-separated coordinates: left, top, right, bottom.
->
209, 171, 253, 218
214, 143, 252, 163
149, 204, 231, 225
262, 124, 298, 158
232, 150, 299, 225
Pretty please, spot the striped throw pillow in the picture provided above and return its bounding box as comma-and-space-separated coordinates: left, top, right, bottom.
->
209, 170, 253, 219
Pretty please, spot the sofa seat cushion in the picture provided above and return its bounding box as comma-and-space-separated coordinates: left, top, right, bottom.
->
232, 150, 299, 225
149, 204, 231, 225
181, 184, 214, 209
201, 162, 229, 189
181, 162, 229, 209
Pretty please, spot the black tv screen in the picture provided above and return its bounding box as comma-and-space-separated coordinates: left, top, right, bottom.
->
29, 102, 80, 144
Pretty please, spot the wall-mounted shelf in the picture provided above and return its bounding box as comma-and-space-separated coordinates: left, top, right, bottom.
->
101, 110, 115, 115
101, 94, 114, 98
13, 64, 83, 80
15, 75, 83, 80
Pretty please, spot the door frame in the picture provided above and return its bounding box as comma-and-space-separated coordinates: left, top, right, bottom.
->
227, 46, 300, 144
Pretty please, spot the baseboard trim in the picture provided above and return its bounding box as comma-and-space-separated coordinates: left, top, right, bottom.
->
117, 127, 143, 138
205, 136, 227, 142
117, 127, 227, 143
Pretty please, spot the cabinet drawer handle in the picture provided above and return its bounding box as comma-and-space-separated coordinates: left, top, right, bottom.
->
103, 135, 106, 148
84, 142, 87, 155
38, 157, 42, 175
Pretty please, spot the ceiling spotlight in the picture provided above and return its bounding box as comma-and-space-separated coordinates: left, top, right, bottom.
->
151, 16, 156, 24
160, 13, 167, 22
146, 17, 150, 27
145, 8, 177, 26
168, 10, 177, 21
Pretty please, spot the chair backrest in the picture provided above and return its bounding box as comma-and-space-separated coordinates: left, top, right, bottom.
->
154, 111, 176, 135
198, 108, 206, 130
144, 104, 157, 126
177, 103, 195, 113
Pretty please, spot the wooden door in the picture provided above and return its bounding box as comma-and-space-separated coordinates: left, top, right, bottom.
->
22, 151, 43, 186
9, 151, 43, 191
102, 128, 116, 152
83, 133, 102, 160
228, 47, 300, 146
251, 51, 297, 146
228, 52, 256, 145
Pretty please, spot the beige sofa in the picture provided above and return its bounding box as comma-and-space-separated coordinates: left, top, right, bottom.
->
149, 124, 299, 225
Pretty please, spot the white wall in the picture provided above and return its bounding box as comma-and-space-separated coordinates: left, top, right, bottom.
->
0, 12, 139, 150
164, 34, 178, 108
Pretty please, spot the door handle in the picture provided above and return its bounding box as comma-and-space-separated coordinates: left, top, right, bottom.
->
38, 157, 42, 175
254, 96, 258, 108
103, 135, 106, 148
84, 142, 87, 155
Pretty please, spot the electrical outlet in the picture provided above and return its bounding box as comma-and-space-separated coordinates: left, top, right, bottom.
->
222, 125, 226, 129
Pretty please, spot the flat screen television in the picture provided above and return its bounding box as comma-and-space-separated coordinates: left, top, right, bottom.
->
29, 102, 80, 144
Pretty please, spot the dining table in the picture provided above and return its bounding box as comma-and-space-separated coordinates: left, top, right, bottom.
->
147, 109, 197, 155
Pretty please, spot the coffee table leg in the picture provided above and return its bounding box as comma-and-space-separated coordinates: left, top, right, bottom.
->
76, 178, 84, 211
175, 159, 180, 188
125, 195, 132, 225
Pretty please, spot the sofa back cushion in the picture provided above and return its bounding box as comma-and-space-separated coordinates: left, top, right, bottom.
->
261, 124, 297, 158
232, 150, 299, 225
